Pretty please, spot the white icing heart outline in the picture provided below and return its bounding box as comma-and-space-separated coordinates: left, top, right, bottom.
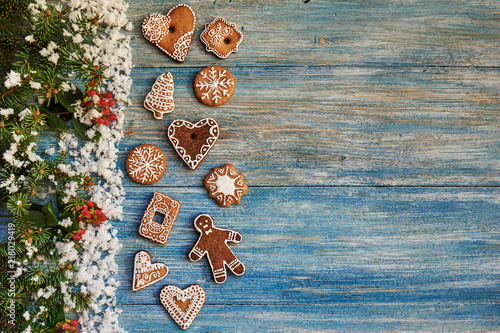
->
159, 284, 206, 329
167, 118, 219, 170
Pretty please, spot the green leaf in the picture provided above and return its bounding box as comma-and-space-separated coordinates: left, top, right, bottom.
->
30, 203, 44, 212
72, 117, 100, 141
56, 87, 84, 113
40, 108, 69, 132
42, 200, 58, 226
42, 199, 56, 217
29, 210, 45, 228
48, 305, 66, 329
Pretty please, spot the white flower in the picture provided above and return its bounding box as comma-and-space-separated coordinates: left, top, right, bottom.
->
25, 35, 35, 43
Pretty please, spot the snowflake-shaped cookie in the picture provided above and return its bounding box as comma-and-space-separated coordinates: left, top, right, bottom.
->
126, 144, 167, 184
194, 66, 235, 106
204, 164, 248, 207
200, 17, 243, 59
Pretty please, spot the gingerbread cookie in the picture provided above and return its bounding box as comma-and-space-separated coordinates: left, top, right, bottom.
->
204, 164, 248, 207
160, 284, 206, 329
194, 66, 235, 106
144, 72, 174, 119
126, 144, 167, 184
142, 4, 196, 62
188, 214, 245, 284
139, 192, 181, 245
133, 250, 168, 292
200, 17, 243, 59
167, 118, 219, 170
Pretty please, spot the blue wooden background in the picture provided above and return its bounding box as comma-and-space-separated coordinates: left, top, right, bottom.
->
0, 0, 493, 332
116, 0, 500, 331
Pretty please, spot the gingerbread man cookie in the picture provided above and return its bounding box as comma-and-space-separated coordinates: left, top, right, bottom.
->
144, 72, 174, 119
200, 17, 243, 59
204, 164, 248, 207
139, 192, 181, 245
132, 250, 168, 292
188, 214, 245, 284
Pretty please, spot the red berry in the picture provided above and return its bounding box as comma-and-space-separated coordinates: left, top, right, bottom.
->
108, 114, 116, 121
99, 214, 107, 222
93, 220, 101, 225
96, 117, 104, 124
70, 319, 79, 326
94, 209, 102, 216
78, 229, 85, 235
73, 234, 81, 241
77, 217, 83, 222
85, 101, 92, 108
107, 100, 115, 107
90, 78, 95, 87
62, 323, 71, 330
87, 201, 94, 208
88, 90, 96, 97
104, 92, 112, 99
101, 108, 110, 115
103, 120, 110, 126
98, 99, 107, 107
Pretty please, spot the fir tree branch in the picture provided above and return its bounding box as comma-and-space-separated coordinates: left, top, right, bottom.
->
0, 75, 32, 101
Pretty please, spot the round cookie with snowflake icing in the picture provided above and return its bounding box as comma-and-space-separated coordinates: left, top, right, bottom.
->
126, 144, 167, 184
194, 66, 235, 106
204, 164, 248, 207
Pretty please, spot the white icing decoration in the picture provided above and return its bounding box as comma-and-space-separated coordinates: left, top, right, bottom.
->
171, 31, 193, 62
167, 118, 219, 170
142, 14, 170, 43
159, 285, 206, 329
144, 72, 174, 119
200, 17, 243, 59
207, 22, 232, 46
127, 145, 165, 183
204, 164, 247, 206
132, 251, 168, 292
195, 67, 234, 103
139, 192, 181, 245
141, 4, 196, 62
215, 174, 236, 196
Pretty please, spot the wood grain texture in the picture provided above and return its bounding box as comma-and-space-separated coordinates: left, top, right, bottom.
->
3, 0, 500, 332
126, 0, 500, 67
118, 66, 499, 186
115, 187, 500, 332
36, 65, 500, 186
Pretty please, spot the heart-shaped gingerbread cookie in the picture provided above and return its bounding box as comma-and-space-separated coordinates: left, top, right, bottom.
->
160, 284, 206, 329
132, 250, 168, 292
167, 118, 219, 170
142, 4, 196, 62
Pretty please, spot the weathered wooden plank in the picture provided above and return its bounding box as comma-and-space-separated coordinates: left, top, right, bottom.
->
109, 66, 500, 186
115, 187, 499, 300
126, 0, 500, 67
118, 303, 500, 332
113, 186, 499, 331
